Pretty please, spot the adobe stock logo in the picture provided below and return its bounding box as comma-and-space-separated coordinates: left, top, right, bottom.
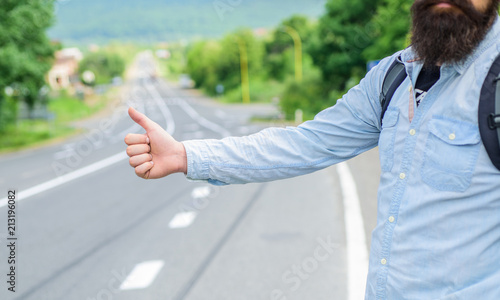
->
270, 235, 340, 300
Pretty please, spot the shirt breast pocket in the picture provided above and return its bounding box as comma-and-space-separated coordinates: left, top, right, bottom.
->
421, 117, 481, 192
379, 108, 400, 172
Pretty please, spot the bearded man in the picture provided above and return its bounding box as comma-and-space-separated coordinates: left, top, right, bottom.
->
124, 0, 500, 298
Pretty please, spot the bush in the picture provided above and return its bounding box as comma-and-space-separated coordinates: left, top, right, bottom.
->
279, 75, 335, 121
79, 52, 126, 85
0, 97, 18, 133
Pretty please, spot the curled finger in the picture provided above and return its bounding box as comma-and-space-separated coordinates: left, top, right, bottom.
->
135, 161, 154, 179
126, 144, 151, 157
125, 133, 150, 146
129, 153, 153, 168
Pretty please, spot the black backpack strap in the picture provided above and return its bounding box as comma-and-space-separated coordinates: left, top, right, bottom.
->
380, 56, 407, 124
479, 54, 500, 171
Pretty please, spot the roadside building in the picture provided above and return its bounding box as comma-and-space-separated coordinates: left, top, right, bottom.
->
47, 47, 83, 90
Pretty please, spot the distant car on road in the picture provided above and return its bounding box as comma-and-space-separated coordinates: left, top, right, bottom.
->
179, 74, 194, 89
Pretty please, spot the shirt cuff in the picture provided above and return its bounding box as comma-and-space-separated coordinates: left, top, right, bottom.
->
182, 140, 210, 181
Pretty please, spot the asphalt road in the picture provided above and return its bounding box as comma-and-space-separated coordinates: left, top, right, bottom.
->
0, 52, 380, 300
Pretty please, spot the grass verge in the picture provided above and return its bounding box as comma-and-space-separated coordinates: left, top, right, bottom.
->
0, 89, 116, 153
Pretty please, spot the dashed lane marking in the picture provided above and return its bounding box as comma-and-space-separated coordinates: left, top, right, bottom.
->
191, 186, 212, 199
168, 212, 198, 229
120, 260, 165, 290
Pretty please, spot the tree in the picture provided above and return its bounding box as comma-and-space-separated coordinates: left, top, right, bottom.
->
265, 15, 314, 81
0, 0, 55, 127
363, 0, 413, 61
79, 51, 126, 85
186, 29, 265, 95
308, 0, 382, 92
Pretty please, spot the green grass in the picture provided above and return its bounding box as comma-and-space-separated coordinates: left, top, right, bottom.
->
48, 95, 96, 122
0, 91, 114, 152
0, 120, 76, 152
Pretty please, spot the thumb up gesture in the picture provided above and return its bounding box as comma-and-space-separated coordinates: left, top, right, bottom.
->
125, 107, 187, 179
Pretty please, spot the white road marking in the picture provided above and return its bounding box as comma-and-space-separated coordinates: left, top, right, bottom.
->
175, 97, 231, 138
145, 83, 175, 135
119, 260, 165, 290
191, 186, 211, 199
336, 162, 369, 300
0, 82, 179, 209
0, 152, 128, 208
183, 123, 201, 132
215, 109, 227, 119
53, 144, 76, 160
168, 211, 198, 229
181, 131, 205, 140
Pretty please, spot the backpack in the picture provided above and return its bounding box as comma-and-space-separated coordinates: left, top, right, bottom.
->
379, 55, 500, 171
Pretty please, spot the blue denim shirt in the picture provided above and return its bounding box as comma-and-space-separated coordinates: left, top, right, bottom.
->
183, 17, 500, 299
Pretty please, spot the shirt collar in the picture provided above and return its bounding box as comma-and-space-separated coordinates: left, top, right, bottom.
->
401, 16, 500, 75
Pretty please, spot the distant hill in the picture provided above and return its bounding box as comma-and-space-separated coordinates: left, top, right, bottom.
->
48, 0, 326, 45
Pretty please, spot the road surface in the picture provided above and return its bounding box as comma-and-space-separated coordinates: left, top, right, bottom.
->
0, 52, 380, 300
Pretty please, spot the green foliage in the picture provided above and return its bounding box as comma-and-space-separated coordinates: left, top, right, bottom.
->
157, 44, 187, 80
363, 0, 413, 61
48, 93, 94, 122
279, 73, 332, 120
0, 119, 75, 152
0, 97, 18, 130
79, 51, 126, 85
187, 29, 265, 96
0, 0, 55, 131
265, 15, 315, 81
0, 90, 113, 151
308, 0, 382, 91
220, 79, 286, 103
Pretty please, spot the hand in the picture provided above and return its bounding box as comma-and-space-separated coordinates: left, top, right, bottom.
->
125, 107, 187, 179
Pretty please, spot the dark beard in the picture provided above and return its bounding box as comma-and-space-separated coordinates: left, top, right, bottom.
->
411, 0, 499, 67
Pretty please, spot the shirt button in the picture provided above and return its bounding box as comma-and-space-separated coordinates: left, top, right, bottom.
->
409, 129, 416, 136
381, 258, 387, 265
408, 86, 412, 92
449, 133, 456, 140
389, 216, 395, 223
399, 173, 406, 180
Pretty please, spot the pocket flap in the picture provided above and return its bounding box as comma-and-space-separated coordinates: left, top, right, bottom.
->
428, 117, 480, 145
382, 109, 399, 128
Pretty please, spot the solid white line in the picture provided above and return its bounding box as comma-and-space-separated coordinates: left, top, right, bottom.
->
175, 97, 231, 138
336, 162, 369, 300
168, 211, 198, 229
145, 83, 175, 135
119, 260, 165, 290
0, 152, 128, 208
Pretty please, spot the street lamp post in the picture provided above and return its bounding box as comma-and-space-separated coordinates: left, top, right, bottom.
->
281, 25, 303, 82
235, 38, 251, 104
